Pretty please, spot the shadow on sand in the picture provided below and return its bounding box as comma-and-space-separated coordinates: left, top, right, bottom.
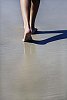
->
30, 30, 67, 45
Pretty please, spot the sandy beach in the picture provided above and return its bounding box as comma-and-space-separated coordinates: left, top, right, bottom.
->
0, 0, 67, 100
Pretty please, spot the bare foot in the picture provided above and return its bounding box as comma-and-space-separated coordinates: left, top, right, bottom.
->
31, 28, 38, 34
23, 30, 32, 42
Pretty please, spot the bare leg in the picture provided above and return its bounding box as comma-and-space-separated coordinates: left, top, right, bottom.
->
20, 0, 32, 42
30, 0, 40, 31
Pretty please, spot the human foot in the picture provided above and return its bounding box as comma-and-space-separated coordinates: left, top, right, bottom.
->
23, 30, 32, 42
31, 28, 38, 34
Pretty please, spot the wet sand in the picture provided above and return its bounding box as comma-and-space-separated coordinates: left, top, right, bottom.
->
0, 0, 67, 100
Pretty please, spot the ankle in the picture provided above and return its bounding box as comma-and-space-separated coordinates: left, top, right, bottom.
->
24, 25, 31, 33
30, 24, 35, 30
